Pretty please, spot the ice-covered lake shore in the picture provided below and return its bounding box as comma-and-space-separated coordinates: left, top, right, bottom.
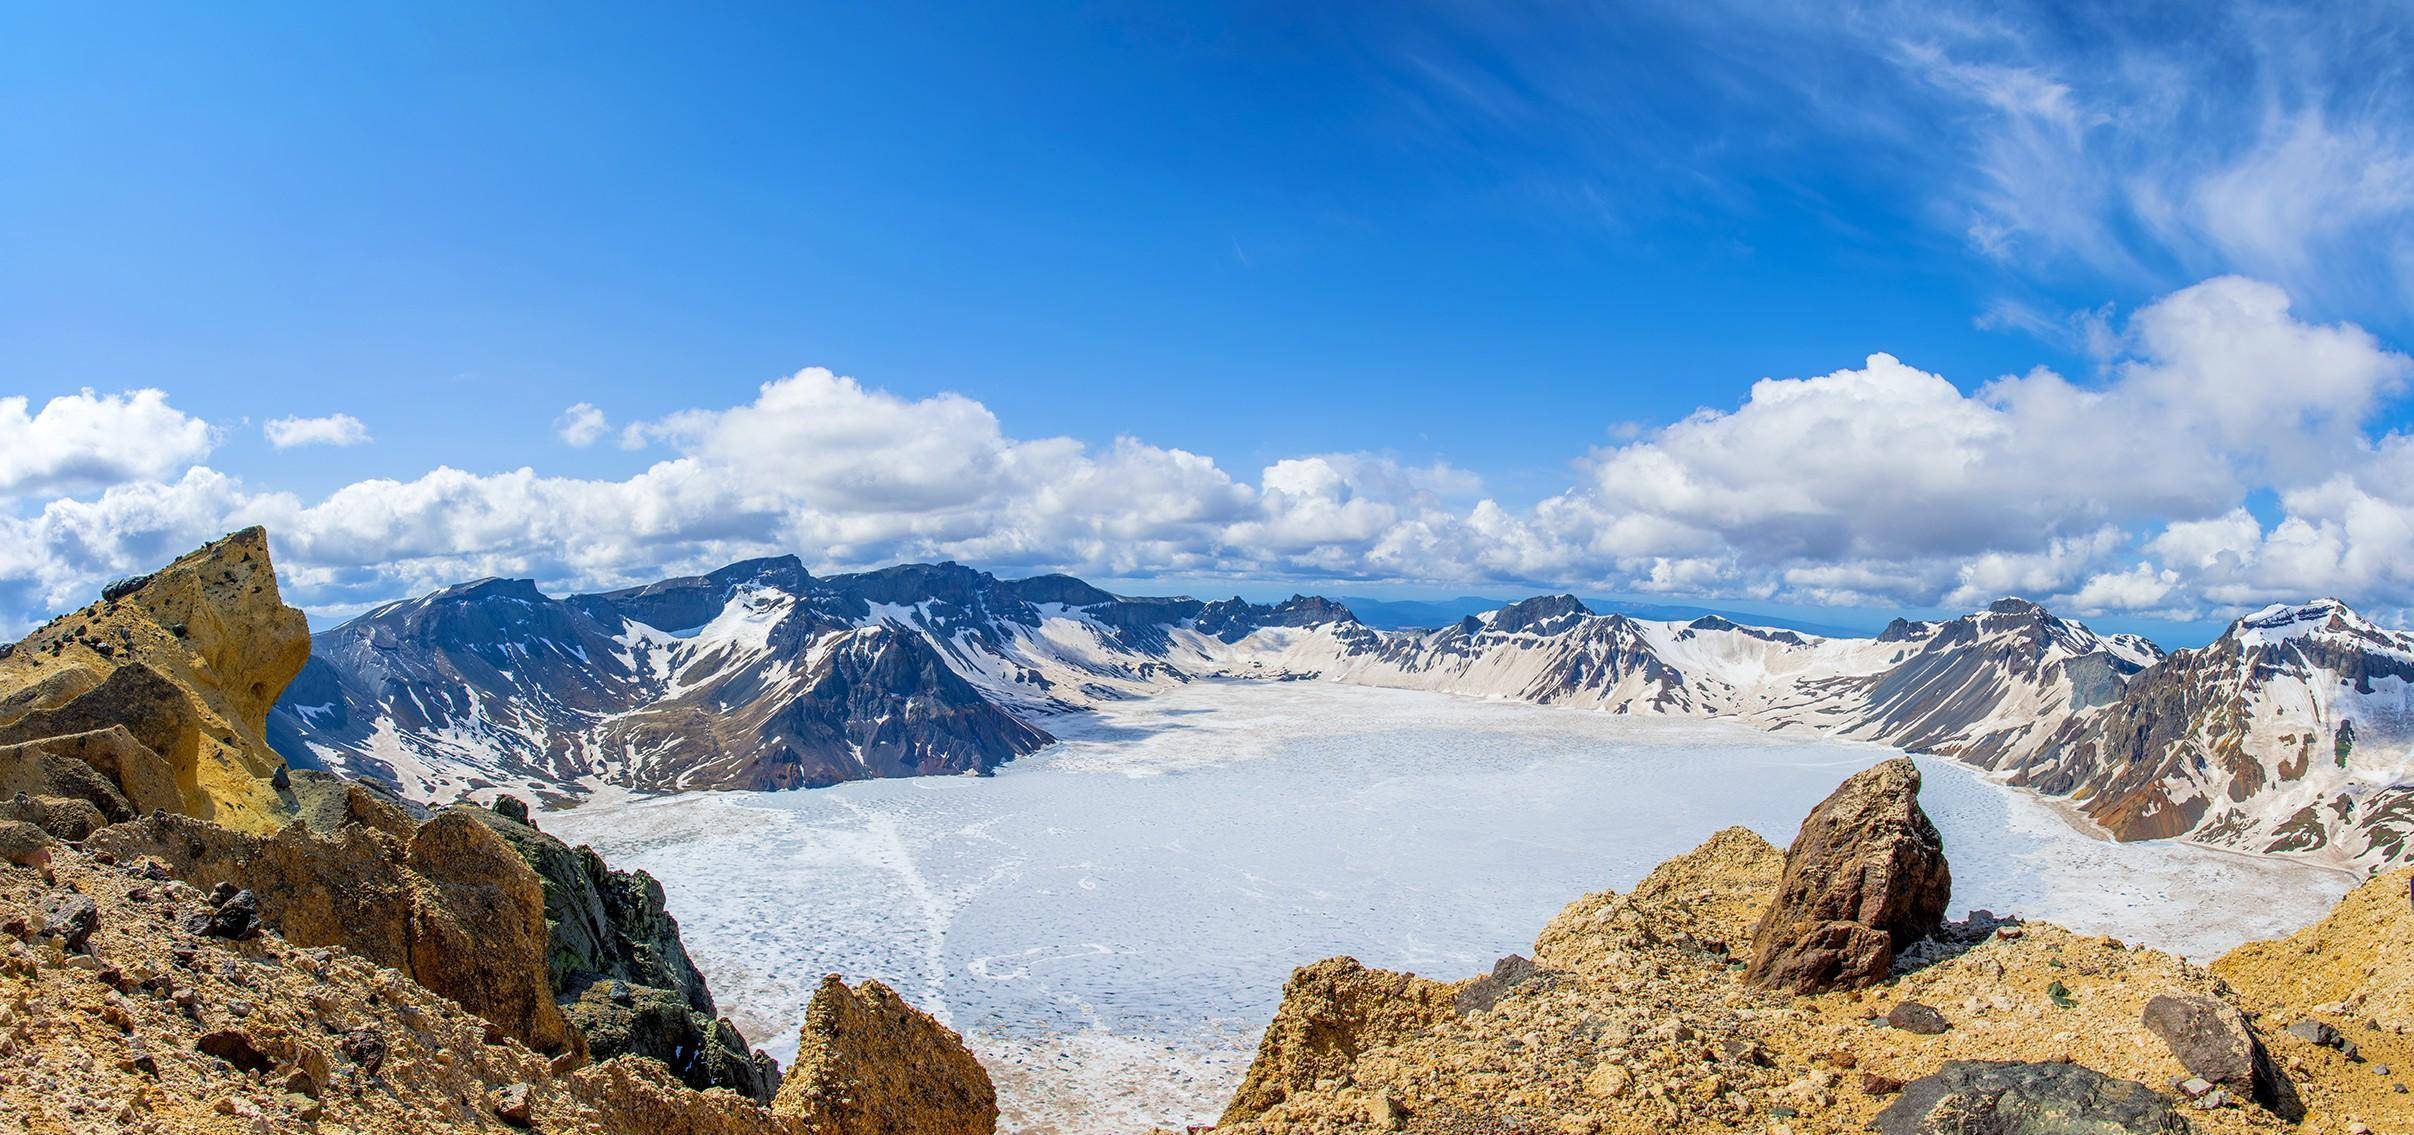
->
548, 680, 2351, 1135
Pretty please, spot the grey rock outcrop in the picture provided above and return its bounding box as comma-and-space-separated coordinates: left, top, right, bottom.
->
466, 797, 779, 1101
1873, 1061, 2185, 1135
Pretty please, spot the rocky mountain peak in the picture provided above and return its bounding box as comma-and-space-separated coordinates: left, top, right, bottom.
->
1875, 616, 1936, 643
838, 561, 997, 607
1001, 573, 1118, 608
430, 577, 549, 604
1489, 594, 1594, 635
2230, 596, 2393, 649
1193, 595, 1359, 642
717, 553, 808, 581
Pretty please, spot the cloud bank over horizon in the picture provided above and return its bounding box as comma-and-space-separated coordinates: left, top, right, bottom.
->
8, 274, 2414, 635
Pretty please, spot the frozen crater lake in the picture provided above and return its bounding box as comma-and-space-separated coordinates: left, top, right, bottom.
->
547, 680, 2351, 1134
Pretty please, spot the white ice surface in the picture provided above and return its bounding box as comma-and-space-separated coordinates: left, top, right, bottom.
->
545, 680, 2351, 1135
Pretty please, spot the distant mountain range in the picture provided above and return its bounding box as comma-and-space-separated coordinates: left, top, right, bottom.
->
1335, 595, 1868, 637
269, 559, 2414, 869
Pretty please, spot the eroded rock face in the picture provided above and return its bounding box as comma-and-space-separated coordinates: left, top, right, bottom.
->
0, 790, 107, 840
772, 975, 996, 1135
1746, 757, 1950, 994
86, 805, 578, 1056
1872, 1061, 2184, 1135
0, 527, 308, 833
469, 798, 780, 1101
0, 726, 181, 823
404, 809, 583, 1058
1219, 957, 1461, 1125
0, 844, 793, 1135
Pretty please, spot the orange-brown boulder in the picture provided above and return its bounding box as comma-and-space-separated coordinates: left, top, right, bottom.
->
1746, 756, 1951, 994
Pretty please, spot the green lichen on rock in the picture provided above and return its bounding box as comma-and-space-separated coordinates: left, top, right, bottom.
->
467, 796, 780, 1101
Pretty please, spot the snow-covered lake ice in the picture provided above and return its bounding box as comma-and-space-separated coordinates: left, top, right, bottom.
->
546, 680, 2352, 1135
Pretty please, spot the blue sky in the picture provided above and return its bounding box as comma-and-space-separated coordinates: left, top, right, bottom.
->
9, 2, 2414, 645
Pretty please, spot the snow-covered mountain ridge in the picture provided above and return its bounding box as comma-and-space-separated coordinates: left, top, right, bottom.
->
270, 558, 2414, 869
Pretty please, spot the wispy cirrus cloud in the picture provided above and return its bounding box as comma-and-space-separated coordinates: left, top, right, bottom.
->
1369, 1, 2414, 322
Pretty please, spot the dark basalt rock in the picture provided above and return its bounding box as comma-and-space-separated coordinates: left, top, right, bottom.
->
195, 1029, 273, 1075
43, 893, 98, 952
1887, 1002, 1951, 1034
467, 804, 781, 1101
198, 888, 262, 940
339, 1027, 385, 1075
1454, 954, 1550, 1015
1194, 595, 1360, 642
2141, 993, 2299, 1119
1873, 1061, 2186, 1135
1746, 757, 1950, 994
99, 573, 153, 603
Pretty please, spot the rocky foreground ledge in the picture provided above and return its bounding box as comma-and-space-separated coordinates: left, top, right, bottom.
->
0, 529, 997, 1135
1206, 759, 2414, 1135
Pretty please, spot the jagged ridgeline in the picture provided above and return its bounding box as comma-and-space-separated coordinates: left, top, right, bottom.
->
0, 528, 997, 1134
277, 557, 2413, 868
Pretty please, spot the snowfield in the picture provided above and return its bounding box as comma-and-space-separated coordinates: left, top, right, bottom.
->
546, 680, 2351, 1135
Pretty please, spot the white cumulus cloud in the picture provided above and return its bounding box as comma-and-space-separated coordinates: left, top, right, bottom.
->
555, 403, 608, 447
264, 413, 372, 449
12, 276, 2414, 633
0, 389, 215, 501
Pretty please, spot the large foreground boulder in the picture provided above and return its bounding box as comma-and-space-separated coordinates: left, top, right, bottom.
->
772, 975, 997, 1135
1872, 1061, 2185, 1135
1746, 756, 1951, 994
